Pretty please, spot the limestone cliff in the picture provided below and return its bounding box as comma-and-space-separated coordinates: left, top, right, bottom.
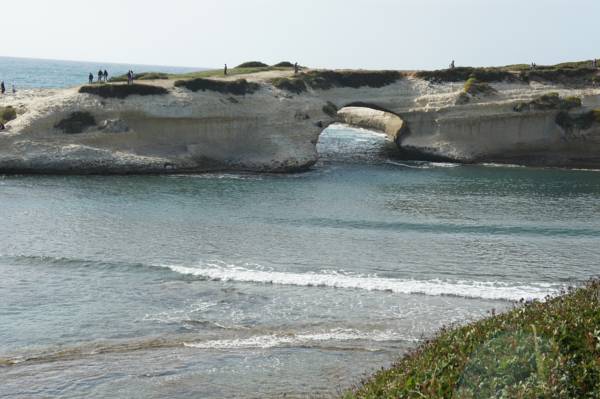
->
1, 68, 600, 174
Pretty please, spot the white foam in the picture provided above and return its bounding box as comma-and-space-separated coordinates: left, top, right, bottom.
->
163, 263, 559, 301
386, 160, 460, 169
184, 328, 417, 350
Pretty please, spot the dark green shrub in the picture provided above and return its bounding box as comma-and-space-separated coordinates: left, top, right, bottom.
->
174, 78, 260, 95
514, 93, 582, 112
301, 70, 402, 90
236, 61, 269, 68
273, 61, 294, 68
416, 67, 514, 83
0, 106, 17, 123
322, 102, 338, 117
54, 111, 96, 134
271, 78, 307, 94
79, 84, 168, 99
109, 72, 170, 83
556, 111, 596, 130
463, 77, 496, 95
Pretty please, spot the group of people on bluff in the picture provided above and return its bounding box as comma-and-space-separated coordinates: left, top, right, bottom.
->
89, 70, 109, 84
87, 69, 136, 85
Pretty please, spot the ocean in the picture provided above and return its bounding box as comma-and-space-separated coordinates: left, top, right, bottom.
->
0, 56, 198, 89
1, 58, 600, 398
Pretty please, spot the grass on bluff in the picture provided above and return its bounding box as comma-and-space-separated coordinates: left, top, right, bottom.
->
463, 77, 496, 96
109, 72, 170, 83
79, 84, 168, 99
174, 78, 260, 95
345, 281, 600, 399
0, 106, 17, 124
513, 92, 582, 112
236, 61, 269, 68
272, 70, 403, 93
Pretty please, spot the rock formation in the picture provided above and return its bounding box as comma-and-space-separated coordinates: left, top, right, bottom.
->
1, 67, 600, 174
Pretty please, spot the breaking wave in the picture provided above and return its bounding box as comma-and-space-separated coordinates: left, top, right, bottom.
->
164, 262, 560, 302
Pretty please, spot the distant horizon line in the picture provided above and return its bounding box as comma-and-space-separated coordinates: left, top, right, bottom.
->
1, 53, 599, 73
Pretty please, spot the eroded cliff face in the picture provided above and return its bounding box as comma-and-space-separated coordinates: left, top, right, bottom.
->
0, 83, 325, 174
332, 79, 600, 167
1, 72, 600, 174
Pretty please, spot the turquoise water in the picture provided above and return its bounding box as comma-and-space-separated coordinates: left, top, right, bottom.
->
1, 60, 600, 398
0, 56, 198, 89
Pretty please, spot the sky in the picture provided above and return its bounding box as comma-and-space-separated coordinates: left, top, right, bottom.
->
2, 0, 599, 70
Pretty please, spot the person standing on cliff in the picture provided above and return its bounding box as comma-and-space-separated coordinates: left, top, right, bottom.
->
224, 64, 228, 76
294, 62, 299, 75
449, 60, 455, 69
98, 70, 103, 83
0, 81, 5, 95
103, 70, 109, 82
88, 73, 93, 84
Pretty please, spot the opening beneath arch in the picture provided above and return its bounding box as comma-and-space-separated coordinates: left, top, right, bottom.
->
316, 104, 404, 164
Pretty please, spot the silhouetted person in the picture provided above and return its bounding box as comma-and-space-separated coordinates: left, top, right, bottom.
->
449, 60, 455, 69
88, 73, 93, 84
98, 70, 103, 83
0, 81, 5, 94
104, 70, 108, 82
294, 62, 299, 75
12, 84, 16, 94
224, 64, 228, 76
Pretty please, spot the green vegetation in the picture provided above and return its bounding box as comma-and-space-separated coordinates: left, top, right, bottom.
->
273, 61, 295, 68
345, 281, 600, 399
174, 78, 260, 95
271, 77, 307, 94
322, 102, 338, 118
417, 60, 599, 85
514, 93, 582, 112
416, 67, 514, 83
272, 70, 402, 93
109, 72, 170, 83
236, 61, 269, 68
0, 106, 17, 124
463, 77, 496, 96
555, 111, 597, 131
54, 111, 96, 134
79, 84, 168, 99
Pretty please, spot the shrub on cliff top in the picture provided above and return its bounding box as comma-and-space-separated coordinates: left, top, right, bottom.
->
79, 84, 168, 99
54, 111, 96, 134
416, 67, 514, 83
513, 93, 582, 112
236, 61, 269, 68
279, 70, 402, 91
463, 77, 496, 96
109, 72, 170, 83
271, 77, 307, 94
174, 78, 260, 95
345, 280, 600, 399
0, 106, 17, 124
273, 61, 295, 68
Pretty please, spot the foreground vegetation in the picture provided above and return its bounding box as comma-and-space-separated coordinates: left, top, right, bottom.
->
0, 106, 17, 124
345, 281, 600, 398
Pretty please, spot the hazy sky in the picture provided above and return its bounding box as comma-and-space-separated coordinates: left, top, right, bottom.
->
3, 0, 599, 70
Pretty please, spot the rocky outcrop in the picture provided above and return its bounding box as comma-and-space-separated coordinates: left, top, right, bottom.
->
1, 71, 600, 174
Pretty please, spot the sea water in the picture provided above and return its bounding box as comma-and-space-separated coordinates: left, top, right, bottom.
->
0, 56, 198, 89
1, 58, 600, 398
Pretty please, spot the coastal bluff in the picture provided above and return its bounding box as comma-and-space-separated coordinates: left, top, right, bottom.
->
2, 64, 600, 174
